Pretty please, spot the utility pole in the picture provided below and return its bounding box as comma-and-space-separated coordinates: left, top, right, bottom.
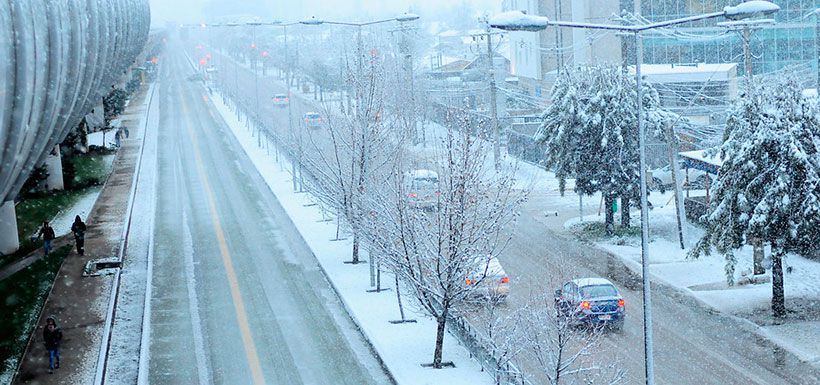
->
554, 0, 564, 71
249, 22, 262, 148
663, 123, 686, 250
399, 22, 417, 143
742, 24, 753, 78
478, 18, 502, 171
719, 18, 774, 275
283, 24, 299, 192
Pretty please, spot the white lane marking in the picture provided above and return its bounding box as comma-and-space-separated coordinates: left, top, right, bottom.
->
178, 152, 214, 385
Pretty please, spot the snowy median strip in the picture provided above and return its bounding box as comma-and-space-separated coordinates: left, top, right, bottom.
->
208, 92, 494, 385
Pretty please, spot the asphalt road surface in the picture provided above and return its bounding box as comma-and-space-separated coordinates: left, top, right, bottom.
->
143, 47, 392, 385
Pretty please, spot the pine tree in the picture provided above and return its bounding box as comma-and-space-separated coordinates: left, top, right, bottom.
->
537, 65, 672, 234
692, 78, 820, 317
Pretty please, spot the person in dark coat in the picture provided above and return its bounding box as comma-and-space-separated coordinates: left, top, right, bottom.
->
43, 316, 62, 373
38, 221, 56, 257
71, 216, 87, 256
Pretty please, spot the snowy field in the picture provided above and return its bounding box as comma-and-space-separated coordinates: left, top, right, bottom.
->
210, 92, 495, 385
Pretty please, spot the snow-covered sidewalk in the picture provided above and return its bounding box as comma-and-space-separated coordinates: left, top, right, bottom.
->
210, 92, 494, 384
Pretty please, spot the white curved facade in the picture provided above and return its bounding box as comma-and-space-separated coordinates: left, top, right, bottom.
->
0, 0, 150, 253
0, 0, 150, 205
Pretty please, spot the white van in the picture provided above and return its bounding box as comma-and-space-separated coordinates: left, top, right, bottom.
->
404, 169, 439, 210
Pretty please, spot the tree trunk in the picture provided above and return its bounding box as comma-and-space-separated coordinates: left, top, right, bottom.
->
621, 196, 630, 228
376, 258, 382, 290
771, 243, 786, 318
433, 309, 448, 368
395, 274, 405, 320
351, 232, 360, 263
753, 238, 765, 275
604, 193, 615, 235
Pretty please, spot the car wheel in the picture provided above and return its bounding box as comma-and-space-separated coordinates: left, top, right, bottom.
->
692, 175, 713, 189
652, 177, 666, 194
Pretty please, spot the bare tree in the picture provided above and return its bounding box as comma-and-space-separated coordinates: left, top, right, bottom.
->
301, 50, 401, 264
494, 295, 625, 385
360, 124, 526, 368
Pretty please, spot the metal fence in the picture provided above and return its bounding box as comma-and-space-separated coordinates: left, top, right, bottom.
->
446, 314, 533, 385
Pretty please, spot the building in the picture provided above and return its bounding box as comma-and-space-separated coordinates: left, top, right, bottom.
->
501, 0, 623, 97
631, 62, 739, 125
626, 0, 819, 81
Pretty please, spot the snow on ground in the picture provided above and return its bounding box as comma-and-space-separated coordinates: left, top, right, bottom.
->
211, 92, 494, 385
88, 130, 119, 149
36, 130, 118, 238
106, 83, 159, 385
48, 188, 102, 237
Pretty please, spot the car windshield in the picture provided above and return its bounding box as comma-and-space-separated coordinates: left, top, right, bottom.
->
579, 284, 618, 299
275, 94, 286, 99
411, 177, 438, 190
306, 114, 320, 119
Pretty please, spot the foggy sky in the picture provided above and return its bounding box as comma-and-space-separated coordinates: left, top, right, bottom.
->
149, 0, 500, 27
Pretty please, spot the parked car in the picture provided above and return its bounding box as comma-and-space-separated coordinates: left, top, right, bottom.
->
650, 164, 713, 191
404, 169, 440, 210
465, 256, 510, 301
303, 112, 322, 129
554, 278, 624, 330
272, 93, 289, 107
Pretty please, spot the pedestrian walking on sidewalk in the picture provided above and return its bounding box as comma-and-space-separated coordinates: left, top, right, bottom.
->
38, 221, 56, 257
71, 216, 87, 256
114, 129, 122, 148
43, 316, 62, 374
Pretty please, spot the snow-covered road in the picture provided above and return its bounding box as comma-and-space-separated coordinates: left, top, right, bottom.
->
140, 49, 391, 384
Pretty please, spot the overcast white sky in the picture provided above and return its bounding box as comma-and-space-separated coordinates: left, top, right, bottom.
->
149, 0, 500, 26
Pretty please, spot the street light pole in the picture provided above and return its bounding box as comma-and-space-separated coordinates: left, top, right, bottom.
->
301, 14, 421, 128
485, 23, 501, 171
283, 24, 300, 191
249, 22, 262, 147
399, 22, 418, 143
633, 32, 655, 384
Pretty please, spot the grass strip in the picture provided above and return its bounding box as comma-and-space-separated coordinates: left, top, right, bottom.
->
0, 245, 70, 379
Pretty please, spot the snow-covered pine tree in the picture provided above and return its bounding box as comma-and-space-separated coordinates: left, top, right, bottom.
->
691, 77, 820, 317
537, 65, 669, 234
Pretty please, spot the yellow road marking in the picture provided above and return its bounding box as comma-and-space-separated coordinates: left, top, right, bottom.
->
180, 82, 266, 385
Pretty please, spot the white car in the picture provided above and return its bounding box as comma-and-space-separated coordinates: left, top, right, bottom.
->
465, 256, 510, 300
303, 112, 322, 129
272, 93, 289, 107
650, 164, 712, 191
404, 169, 440, 210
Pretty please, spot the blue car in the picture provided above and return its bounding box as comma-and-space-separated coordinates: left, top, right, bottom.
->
554, 278, 625, 330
